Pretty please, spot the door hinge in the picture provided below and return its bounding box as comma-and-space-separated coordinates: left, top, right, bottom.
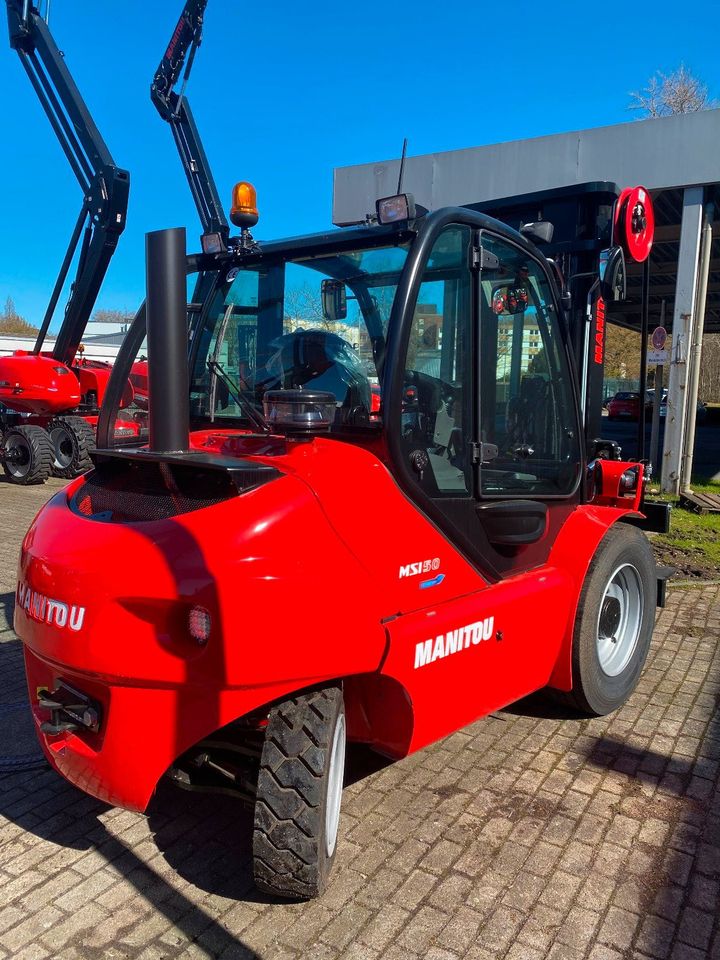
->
471, 246, 500, 270
471, 442, 499, 464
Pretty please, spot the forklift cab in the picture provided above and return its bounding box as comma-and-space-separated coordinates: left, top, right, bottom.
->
99, 205, 589, 584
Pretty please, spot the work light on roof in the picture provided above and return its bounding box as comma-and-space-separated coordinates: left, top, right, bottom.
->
376, 193, 416, 225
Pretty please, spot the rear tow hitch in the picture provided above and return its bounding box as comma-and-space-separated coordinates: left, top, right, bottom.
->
37, 682, 101, 735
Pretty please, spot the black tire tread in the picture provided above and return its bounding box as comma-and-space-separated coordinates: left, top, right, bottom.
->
252, 687, 342, 899
2, 425, 52, 485
563, 522, 655, 716
48, 416, 96, 479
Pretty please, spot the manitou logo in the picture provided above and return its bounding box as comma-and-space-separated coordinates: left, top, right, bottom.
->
594, 297, 606, 364
164, 16, 185, 61
399, 557, 440, 578
414, 617, 495, 669
16, 582, 85, 633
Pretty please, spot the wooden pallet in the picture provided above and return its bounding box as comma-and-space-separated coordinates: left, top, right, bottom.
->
678, 491, 720, 515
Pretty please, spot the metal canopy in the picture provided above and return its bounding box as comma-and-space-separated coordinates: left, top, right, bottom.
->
333, 111, 720, 334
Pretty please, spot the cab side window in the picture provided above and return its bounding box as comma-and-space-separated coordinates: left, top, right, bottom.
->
400, 225, 473, 495
479, 234, 580, 496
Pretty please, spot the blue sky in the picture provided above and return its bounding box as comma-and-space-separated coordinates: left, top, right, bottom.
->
1, 0, 718, 328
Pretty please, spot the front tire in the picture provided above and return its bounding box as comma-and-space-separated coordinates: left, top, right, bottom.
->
253, 686, 346, 899
566, 523, 656, 716
2, 425, 52, 485
47, 416, 95, 478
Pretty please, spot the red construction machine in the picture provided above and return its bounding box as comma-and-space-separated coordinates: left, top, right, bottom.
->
14, 1, 669, 900
0, 1, 132, 484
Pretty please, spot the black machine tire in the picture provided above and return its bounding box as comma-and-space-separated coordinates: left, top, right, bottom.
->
47, 416, 96, 478
253, 686, 346, 900
565, 523, 656, 716
1, 425, 53, 485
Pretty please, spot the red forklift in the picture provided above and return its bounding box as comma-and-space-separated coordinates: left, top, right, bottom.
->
0, 1, 132, 484
14, 1, 668, 899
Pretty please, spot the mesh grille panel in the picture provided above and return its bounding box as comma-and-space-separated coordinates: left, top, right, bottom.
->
70, 460, 238, 523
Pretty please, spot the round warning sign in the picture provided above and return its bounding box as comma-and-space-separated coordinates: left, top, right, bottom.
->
652, 326, 668, 350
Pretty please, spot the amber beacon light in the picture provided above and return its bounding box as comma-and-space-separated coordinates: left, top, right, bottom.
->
230, 181, 259, 228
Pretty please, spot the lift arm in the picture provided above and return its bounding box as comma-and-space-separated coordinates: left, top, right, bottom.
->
151, 0, 229, 251
5, 0, 130, 365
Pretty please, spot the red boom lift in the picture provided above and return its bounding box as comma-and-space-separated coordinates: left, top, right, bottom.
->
14, 1, 669, 899
0, 1, 130, 484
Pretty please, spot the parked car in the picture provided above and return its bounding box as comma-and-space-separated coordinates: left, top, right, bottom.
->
646, 388, 667, 411
607, 391, 645, 420
658, 393, 707, 421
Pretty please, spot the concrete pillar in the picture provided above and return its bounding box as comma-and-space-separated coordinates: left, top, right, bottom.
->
660, 187, 704, 494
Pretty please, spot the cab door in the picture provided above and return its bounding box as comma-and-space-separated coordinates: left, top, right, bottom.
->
474, 231, 583, 578
393, 222, 583, 582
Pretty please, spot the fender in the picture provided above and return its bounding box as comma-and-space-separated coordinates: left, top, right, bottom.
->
546, 505, 645, 691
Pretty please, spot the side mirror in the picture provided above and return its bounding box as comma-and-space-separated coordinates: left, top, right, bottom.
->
598, 246, 626, 302
520, 221, 554, 245
321, 279, 347, 323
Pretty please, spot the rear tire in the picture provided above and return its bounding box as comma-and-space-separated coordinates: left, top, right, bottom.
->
565, 523, 656, 716
2, 425, 52, 485
47, 416, 95, 478
253, 686, 346, 899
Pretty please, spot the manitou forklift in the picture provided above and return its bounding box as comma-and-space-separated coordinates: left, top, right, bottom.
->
15, 0, 668, 900
0, 1, 130, 484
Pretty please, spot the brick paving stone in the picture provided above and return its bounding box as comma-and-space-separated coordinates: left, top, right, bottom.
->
506, 943, 546, 960
636, 914, 675, 958
10, 948, 51, 960
670, 945, 708, 960
546, 942, 587, 960
395, 904, 449, 954
437, 905, 484, 954
598, 905, 642, 952
557, 905, 602, 947
0, 906, 64, 955
677, 905, 715, 952
358, 904, 410, 952
0, 485, 718, 958
424, 949, 461, 960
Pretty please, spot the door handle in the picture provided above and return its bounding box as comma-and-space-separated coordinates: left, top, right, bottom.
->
513, 445, 534, 458
475, 499, 547, 547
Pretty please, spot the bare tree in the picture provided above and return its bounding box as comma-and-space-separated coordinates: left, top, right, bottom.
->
629, 65, 714, 117
604, 325, 642, 379
698, 334, 720, 402
284, 284, 331, 332
0, 296, 39, 336
91, 308, 132, 326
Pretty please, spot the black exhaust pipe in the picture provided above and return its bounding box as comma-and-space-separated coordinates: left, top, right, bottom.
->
145, 227, 189, 452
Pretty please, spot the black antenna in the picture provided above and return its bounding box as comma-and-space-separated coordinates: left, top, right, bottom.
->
396, 137, 408, 194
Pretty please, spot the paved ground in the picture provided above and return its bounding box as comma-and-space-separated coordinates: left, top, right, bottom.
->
0, 476, 718, 960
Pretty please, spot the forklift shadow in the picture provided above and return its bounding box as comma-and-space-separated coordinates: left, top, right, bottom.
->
0, 771, 261, 955
145, 741, 393, 903
499, 689, 584, 721
146, 779, 260, 902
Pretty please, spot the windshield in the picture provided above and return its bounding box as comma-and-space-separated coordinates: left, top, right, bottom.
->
188, 242, 410, 428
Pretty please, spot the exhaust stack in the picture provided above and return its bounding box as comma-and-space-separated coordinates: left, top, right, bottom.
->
145, 227, 190, 452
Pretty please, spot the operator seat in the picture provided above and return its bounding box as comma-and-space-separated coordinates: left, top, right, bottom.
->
258, 329, 372, 424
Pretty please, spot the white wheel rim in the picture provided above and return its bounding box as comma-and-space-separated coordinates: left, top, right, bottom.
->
325, 711, 346, 857
5, 435, 31, 479
596, 562, 643, 677
48, 424, 73, 470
